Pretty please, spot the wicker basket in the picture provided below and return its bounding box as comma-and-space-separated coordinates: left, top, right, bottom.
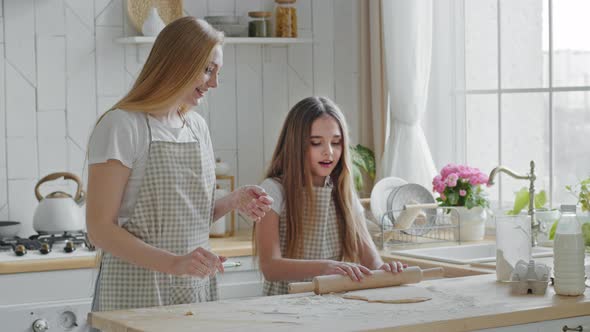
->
127, 0, 183, 33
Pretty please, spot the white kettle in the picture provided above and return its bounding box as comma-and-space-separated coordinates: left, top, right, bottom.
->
33, 172, 86, 234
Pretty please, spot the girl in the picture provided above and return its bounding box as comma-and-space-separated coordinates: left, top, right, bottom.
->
255, 96, 404, 295
87, 17, 272, 311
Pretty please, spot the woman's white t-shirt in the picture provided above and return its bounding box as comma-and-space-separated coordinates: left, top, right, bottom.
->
87, 109, 212, 226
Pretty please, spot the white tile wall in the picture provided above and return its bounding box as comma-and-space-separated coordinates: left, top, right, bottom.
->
5, 63, 36, 137
96, 0, 123, 27
6, 137, 37, 179
4, 0, 36, 85
0, 2, 4, 218
0, 17, 4, 44
0, 0, 361, 234
0, 45, 5, 171
35, 0, 65, 36
37, 36, 66, 111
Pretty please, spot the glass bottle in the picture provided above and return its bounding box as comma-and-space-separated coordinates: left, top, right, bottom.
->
274, 0, 297, 37
553, 205, 586, 296
248, 11, 272, 37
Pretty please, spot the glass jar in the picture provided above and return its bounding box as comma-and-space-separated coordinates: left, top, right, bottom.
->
248, 11, 271, 37
274, 0, 297, 37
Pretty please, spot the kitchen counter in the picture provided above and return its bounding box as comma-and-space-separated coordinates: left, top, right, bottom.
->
0, 230, 255, 275
379, 250, 494, 277
89, 272, 590, 332
210, 229, 254, 257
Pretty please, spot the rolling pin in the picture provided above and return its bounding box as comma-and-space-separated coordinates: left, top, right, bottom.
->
288, 266, 444, 295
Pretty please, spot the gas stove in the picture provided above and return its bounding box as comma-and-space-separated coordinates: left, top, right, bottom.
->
0, 232, 97, 331
0, 232, 96, 262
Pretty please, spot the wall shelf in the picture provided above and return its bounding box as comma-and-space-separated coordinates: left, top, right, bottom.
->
116, 36, 313, 45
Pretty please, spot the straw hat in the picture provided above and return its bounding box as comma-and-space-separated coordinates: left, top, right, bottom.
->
127, 0, 183, 33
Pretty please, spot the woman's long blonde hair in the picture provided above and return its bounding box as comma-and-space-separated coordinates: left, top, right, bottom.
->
110, 17, 223, 114
260, 96, 369, 262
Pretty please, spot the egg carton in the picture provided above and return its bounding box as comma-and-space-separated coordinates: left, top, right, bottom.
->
508, 259, 551, 295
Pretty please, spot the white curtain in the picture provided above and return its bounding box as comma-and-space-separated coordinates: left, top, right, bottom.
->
379, 0, 437, 189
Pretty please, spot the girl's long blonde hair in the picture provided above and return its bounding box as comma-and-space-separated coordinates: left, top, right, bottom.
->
261, 96, 369, 262
110, 17, 223, 115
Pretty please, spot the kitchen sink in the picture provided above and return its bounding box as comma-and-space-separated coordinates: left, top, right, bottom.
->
391, 243, 553, 265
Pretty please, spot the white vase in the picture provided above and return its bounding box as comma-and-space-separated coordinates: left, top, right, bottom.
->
142, 7, 166, 37
452, 206, 487, 241
215, 159, 231, 176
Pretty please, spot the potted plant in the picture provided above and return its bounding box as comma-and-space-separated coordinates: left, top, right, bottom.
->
350, 144, 376, 196
565, 177, 590, 249
566, 177, 590, 218
506, 187, 559, 246
432, 164, 490, 241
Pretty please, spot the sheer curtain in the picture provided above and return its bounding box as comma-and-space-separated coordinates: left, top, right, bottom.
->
359, 0, 387, 166
379, 0, 437, 189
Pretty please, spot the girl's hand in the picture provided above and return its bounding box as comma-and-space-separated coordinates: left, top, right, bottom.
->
171, 247, 227, 277
322, 261, 373, 282
378, 261, 407, 273
234, 185, 274, 222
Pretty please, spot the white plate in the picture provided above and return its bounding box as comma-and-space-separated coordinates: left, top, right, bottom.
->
386, 183, 436, 236
370, 177, 408, 222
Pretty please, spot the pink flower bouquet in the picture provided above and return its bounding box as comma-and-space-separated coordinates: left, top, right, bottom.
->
432, 164, 490, 209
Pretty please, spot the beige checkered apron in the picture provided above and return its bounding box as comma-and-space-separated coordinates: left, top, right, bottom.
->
93, 114, 217, 311
263, 181, 342, 295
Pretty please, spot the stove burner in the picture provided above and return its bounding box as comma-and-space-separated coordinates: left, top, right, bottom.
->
0, 232, 95, 256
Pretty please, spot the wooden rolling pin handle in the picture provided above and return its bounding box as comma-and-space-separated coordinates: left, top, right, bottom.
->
403, 203, 439, 210
288, 281, 314, 294
288, 266, 445, 295
422, 267, 444, 279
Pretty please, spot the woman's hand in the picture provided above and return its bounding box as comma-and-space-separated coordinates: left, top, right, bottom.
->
322, 261, 373, 282
171, 247, 226, 277
233, 185, 273, 222
378, 261, 407, 273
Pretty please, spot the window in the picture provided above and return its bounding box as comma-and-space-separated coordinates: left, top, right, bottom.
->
433, 0, 590, 209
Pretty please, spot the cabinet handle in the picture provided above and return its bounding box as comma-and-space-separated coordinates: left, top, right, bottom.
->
563, 325, 584, 332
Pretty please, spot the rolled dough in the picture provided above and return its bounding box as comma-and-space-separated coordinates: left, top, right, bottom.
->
341, 285, 432, 304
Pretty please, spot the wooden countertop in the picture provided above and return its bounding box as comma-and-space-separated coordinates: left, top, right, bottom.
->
0, 255, 99, 274
89, 273, 590, 332
380, 250, 494, 277
210, 229, 254, 257
0, 230, 255, 275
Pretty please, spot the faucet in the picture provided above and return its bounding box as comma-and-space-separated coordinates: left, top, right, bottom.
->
488, 160, 539, 247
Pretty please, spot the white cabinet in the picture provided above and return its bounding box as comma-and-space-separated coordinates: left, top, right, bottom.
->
479, 315, 590, 332
217, 256, 263, 300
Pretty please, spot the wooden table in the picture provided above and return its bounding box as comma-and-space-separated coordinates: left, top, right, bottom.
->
89, 273, 590, 332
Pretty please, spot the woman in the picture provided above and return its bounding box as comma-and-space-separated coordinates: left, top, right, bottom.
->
87, 17, 272, 311
255, 96, 405, 295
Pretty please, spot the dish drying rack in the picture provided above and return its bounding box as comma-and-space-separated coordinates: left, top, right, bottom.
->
377, 206, 462, 250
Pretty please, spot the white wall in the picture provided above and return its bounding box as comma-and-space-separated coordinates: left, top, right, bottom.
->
0, 0, 361, 236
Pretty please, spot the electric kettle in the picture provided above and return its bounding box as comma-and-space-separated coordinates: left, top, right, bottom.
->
32, 172, 86, 234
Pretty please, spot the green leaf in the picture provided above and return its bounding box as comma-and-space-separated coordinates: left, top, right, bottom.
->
351, 144, 376, 180
534, 190, 547, 209
447, 192, 459, 206
549, 220, 558, 240
351, 163, 363, 193
582, 223, 590, 246
509, 188, 529, 215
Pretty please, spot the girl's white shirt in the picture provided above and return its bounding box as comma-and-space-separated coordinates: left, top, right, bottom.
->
88, 109, 212, 226
259, 177, 364, 216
